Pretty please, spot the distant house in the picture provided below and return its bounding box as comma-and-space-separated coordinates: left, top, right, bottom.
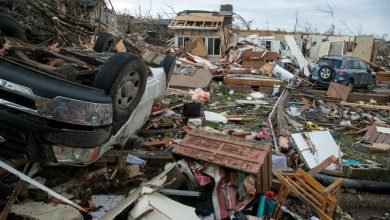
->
233, 29, 376, 63
86, 0, 117, 30
168, 5, 233, 62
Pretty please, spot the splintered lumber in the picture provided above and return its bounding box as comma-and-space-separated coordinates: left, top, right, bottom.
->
376, 72, 390, 81
308, 156, 337, 177
340, 102, 390, 111
276, 89, 291, 151
0, 160, 86, 212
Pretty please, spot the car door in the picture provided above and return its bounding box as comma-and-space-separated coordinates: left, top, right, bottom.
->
351, 60, 365, 86
358, 60, 371, 86
342, 60, 354, 81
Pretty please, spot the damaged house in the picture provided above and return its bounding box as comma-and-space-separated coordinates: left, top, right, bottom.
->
168, 5, 233, 62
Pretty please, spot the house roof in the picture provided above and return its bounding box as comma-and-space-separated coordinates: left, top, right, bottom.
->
173, 12, 224, 23
169, 11, 224, 30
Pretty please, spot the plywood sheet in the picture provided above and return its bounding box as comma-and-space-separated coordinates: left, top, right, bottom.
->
292, 131, 340, 169
326, 82, 351, 101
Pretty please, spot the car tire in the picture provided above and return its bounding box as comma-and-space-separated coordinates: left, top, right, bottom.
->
0, 13, 28, 42
93, 32, 116, 52
161, 55, 176, 85
367, 77, 376, 90
347, 79, 354, 90
94, 53, 147, 132
318, 65, 335, 82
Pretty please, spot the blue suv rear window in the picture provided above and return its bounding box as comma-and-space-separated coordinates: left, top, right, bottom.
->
317, 58, 342, 68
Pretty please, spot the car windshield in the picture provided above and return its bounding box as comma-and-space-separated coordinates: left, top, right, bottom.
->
316, 58, 342, 68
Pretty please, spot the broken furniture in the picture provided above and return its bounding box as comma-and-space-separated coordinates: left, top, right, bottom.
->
172, 129, 272, 192
272, 168, 343, 220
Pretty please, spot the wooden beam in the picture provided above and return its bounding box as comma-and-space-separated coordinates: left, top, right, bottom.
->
277, 89, 291, 151
340, 101, 390, 111
308, 156, 337, 177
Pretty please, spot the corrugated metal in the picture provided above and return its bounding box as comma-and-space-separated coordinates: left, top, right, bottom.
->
173, 129, 272, 193
362, 125, 390, 144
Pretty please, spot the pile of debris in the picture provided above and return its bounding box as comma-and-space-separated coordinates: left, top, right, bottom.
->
1, 3, 390, 220
0, 0, 118, 47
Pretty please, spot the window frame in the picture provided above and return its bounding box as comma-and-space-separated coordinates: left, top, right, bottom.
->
205, 36, 221, 56
176, 36, 191, 48
358, 60, 368, 70
343, 60, 353, 69
351, 60, 361, 69
265, 41, 272, 50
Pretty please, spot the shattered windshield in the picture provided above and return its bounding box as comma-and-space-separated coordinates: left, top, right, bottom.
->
317, 58, 342, 68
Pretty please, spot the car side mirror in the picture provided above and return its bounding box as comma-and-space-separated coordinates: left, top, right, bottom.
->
368, 68, 373, 73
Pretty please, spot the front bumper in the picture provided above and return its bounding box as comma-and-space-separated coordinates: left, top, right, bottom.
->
0, 57, 113, 126
0, 105, 112, 162
0, 105, 112, 147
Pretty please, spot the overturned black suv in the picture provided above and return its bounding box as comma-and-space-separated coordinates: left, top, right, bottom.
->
0, 14, 176, 165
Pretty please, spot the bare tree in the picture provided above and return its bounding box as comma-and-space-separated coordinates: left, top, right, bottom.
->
316, 0, 336, 35
294, 9, 299, 32
161, 4, 177, 19
303, 18, 313, 33
233, 12, 254, 30
144, 0, 153, 18
339, 20, 355, 35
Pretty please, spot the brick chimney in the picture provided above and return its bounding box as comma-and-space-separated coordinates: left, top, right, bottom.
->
220, 4, 233, 26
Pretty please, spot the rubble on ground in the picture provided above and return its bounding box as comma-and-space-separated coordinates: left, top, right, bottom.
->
0, 2, 390, 220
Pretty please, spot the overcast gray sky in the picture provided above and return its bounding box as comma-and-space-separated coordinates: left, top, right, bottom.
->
111, 0, 390, 39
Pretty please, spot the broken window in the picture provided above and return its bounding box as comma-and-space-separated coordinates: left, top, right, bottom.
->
177, 36, 190, 48
351, 60, 361, 69
345, 41, 357, 53
206, 37, 221, 56
266, 41, 272, 50
343, 60, 353, 69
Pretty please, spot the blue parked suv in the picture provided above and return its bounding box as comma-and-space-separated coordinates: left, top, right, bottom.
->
309, 56, 376, 90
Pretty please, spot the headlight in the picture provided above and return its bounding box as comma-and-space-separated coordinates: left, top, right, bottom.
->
52, 145, 100, 164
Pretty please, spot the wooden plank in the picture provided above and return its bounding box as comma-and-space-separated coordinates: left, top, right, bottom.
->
308, 156, 337, 177
376, 72, 390, 81
340, 102, 390, 111
224, 75, 284, 87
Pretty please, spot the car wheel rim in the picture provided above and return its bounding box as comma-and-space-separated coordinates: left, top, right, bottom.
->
320, 68, 331, 79
103, 40, 114, 52
116, 72, 140, 110
367, 79, 375, 89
